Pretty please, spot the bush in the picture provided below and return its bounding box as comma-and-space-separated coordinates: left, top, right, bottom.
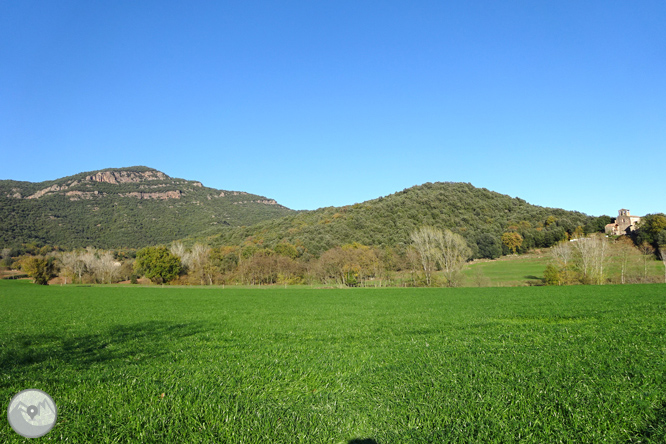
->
543, 264, 561, 286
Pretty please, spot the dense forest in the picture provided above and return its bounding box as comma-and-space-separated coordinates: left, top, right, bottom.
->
201, 182, 604, 259
1, 169, 607, 259
0, 166, 293, 249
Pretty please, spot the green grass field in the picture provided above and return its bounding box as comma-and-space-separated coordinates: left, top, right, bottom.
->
2, 280, 666, 443
463, 253, 665, 287
464, 255, 551, 286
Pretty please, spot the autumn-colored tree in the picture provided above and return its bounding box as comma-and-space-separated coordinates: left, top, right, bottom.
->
571, 226, 585, 239
274, 243, 300, 260
501, 232, 523, 254
342, 243, 379, 286
21, 256, 57, 285
209, 245, 241, 283
316, 247, 348, 285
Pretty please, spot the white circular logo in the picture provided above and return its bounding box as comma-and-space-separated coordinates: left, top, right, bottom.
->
7, 389, 57, 438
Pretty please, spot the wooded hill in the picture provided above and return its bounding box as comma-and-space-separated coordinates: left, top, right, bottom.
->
201, 182, 601, 259
1, 168, 604, 257
0, 166, 294, 249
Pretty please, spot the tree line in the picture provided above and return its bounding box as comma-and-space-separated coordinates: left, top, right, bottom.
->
3, 213, 665, 287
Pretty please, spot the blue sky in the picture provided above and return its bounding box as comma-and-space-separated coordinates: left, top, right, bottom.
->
2, 1, 664, 217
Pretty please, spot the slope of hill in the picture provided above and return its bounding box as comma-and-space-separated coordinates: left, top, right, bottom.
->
0, 166, 294, 249
202, 182, 598, 258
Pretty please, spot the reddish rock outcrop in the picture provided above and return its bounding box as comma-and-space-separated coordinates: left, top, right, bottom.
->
85, 170, 168, 184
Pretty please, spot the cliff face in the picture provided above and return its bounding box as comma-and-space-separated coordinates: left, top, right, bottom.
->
85, 170, 169, 184
0, 166, 294, 248
23, 170, 173, 200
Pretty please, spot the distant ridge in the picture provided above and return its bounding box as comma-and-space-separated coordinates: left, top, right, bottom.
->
0, 166, 294, 249
1, 170, 601, 255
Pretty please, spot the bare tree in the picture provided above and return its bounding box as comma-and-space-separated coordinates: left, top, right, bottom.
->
612, 237, 637, 284
572, 237, 594, 283
170, 241, 186, 259
59, 251, 85, 284
410, 226, 443, 286
551, 241, 573, 268
170, 241, 193, 275
189, 243, 212, 285
550, 241, 574, 285
410, 226, 471, 287
439, 229, 472, 287
638, 243, 655, 282
97, 251, 120, 284
590, 235, 610, 285
1, 248, 11, 267
80, 247, 99, 283
572, 234, 610, 284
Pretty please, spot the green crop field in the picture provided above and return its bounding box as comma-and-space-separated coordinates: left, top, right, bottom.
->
1, 280, 665, 443
464, 255, 551, 286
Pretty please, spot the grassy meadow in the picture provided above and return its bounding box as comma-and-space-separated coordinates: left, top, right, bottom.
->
463, 254, 551, 286
462, 252, 665, 287
1, 280, 666, 443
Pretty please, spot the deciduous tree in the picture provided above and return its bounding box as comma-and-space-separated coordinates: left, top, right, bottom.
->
410, 226, 471, 287
189, 243, 212, 285
440, 230, 472, 287
612, 237, 638, 284
58, 250, 85, 284
410, 226, 443, 286
549, 241, 574, 285
638, 243, 655, 282
21, 256, 57, 285
501, 232, 523, 254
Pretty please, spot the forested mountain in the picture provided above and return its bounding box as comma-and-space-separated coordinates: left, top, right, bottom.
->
0, 166, 293, 249
1, 168, 604, 258
202, 182, 601, 258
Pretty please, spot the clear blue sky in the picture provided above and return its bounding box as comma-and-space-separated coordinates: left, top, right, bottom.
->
2, 1, 664, 217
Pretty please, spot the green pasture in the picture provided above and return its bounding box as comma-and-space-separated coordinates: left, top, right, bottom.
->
1, 280, 666, 443
463, 254, 665, 286
464, 255, 550, 286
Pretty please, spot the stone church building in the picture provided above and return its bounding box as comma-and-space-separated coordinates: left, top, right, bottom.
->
605, 209, 641, 235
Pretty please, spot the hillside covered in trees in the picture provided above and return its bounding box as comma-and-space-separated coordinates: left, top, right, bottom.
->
0, 166, 294, 249
202, 182, 602, 259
